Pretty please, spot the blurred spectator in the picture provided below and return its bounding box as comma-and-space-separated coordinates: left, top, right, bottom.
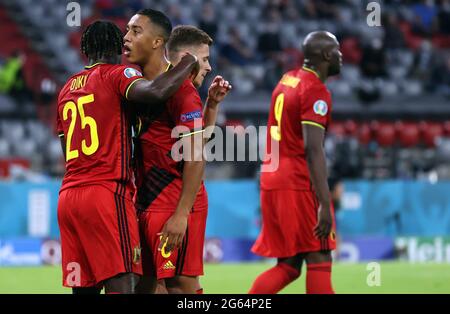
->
410, 40, 440, 91
281, 39, 303, 72
302, 0, 320, 20
168, 3, 186, 26
0, 51, 32, 103
360, 38, 387, 79
284, 1, 300, 22
36, 78, 57, 126
263, 0, 288, 16
438, 0, 450, 34
357, 38, 387, 104
220, 27, 255, 67
198, 2, 218, 39
257, 9, 283, 89
383, 13, 406, 49
411, 0, 438, 36
316, 0, 340, 20
435, 53, 450, 97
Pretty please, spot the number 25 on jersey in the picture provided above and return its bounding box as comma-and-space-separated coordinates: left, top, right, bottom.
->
63, 94, 99, 161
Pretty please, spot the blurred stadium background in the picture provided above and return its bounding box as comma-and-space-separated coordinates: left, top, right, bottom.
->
1, 0, 450, 293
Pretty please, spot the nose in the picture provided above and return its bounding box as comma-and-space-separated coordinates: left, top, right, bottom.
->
205, 61, 212, 73
123, 30, 131, 43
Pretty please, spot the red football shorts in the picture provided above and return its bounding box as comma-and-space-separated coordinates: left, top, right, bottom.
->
58, 184, 143, 288
252, 189, 336, 258
139, 208, 207, 280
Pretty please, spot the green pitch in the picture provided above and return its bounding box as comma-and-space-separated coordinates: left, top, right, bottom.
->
0, 262, 449, 294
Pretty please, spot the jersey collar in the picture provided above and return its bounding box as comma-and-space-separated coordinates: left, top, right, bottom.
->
302, 66, 320, 79
84, 62, 105, 69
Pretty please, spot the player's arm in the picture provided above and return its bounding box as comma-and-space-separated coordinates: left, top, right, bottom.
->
59, 134, 66, 160
203, 76, 232, 139
159, 132, 205, 253
127, 54, 198, 104
302, 123, 332, 239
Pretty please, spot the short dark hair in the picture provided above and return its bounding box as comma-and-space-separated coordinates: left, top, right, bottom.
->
137, 8, 172, 42
81, 20, 123, 60
167, 25, 213, 53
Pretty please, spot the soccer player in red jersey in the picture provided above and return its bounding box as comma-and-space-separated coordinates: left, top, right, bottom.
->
123, 10, 231, 294
249, 31, 343, 294
56, 21, 198, 294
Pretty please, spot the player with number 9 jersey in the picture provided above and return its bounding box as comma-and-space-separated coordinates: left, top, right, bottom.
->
255, 66, 336, 257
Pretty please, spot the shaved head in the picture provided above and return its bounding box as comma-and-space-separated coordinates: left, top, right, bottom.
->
303, 31, 338, 60
302, 31, 342, 77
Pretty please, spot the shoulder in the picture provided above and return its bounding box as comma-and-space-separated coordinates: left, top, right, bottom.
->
174, 79, 199, 99
104, 64, 143, 78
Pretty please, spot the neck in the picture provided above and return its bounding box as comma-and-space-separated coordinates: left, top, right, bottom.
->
88, 57, 114, 66
302, 63, 327, 83
141, 51, 170, 80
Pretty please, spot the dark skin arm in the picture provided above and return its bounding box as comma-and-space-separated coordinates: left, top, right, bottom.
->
302, 124, 332, 239
158, 132, 205, 253
127, 54, 198, 104
60, 136, 66, 160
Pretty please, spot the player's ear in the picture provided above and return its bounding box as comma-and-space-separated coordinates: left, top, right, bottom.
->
153, 37, 164, 49
323, 49, 332, 62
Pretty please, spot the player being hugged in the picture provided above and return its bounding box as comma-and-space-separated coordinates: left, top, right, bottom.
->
56, 20, 198, 294
123, 9, 231, 294
250, 31, 342, 294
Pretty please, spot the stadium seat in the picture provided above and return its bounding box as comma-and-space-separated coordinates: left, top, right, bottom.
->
420, 121, 444, 148
372, 121, 396, 147
328, 120, 346, 138
396, 121, 420, 147
444, 121, 450, 137
358, 122, 372, 145
344, 119, 358, 137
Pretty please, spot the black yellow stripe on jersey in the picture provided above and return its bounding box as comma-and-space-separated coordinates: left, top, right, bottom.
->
84, 62, 105, 69
58, 132, 65, 138
302, 66, 320, 78
179, 128, 205, 138
301, 120, 325, 130
165, 63, 173, 72
135, 166, 176, 211
125, 78, 145, 100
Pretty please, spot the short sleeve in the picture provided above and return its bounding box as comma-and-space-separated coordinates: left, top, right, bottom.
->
108, 65, 145, 100
168, 81, 204, 137
300, 85, 332, 130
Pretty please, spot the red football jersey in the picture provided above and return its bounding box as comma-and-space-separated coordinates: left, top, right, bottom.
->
135, 79, 207, 212
57, 63, 144, 195
260, 67, 332, 190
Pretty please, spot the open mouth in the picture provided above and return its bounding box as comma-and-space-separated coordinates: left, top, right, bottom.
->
123, 45, 131, 57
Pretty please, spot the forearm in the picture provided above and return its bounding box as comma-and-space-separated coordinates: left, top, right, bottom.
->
129, 56, 197, 104
175, 160, 205, 216
150, 57, 197, 101
60, 137, 66, 160
306, 146, 330, 208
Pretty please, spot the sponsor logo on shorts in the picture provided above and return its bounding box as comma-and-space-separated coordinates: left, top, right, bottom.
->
180, 110, 202, 122
124, 67, 142, 78
163, 260, 176, 270
133, 246, 141, 264
313, 100, 328, 116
